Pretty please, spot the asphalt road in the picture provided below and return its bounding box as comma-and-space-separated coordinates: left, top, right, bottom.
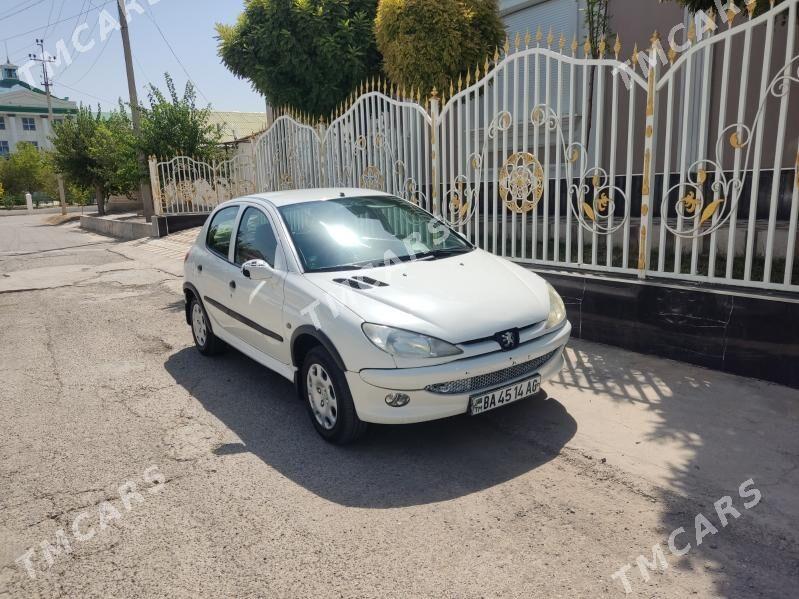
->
1, 214, 797, 598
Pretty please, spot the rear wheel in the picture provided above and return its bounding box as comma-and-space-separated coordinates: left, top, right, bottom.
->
190, 297, 224, 356
301, 346, 366, 444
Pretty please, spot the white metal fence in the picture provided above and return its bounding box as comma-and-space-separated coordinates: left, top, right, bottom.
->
149, 153, 256, 215
164, 1, 799, 293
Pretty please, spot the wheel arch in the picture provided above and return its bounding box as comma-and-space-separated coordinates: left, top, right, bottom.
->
183, 282, 200, 326
290, 326, 347, 373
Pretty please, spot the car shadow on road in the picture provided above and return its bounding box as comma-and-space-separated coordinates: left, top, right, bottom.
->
554, 342, 799, 596
164, 346, 577, 509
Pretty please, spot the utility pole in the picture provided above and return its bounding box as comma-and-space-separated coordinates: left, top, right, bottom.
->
117, 0, 154, 220
30, 39, 67, 216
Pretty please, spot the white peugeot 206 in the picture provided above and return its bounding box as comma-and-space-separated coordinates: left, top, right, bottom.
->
183, 188, 571, 444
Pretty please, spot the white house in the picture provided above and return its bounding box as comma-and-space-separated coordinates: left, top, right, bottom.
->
0, 59, 77, 157
500, 0, 581, 43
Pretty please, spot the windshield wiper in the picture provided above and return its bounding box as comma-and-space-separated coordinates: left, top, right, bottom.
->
308, 259, 386, 273
308, 249, 472, 272
414, 247, 474, 260
308, 263, 367, 273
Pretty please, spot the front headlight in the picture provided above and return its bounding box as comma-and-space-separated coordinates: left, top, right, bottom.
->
362, 323, 462, 358
546, 283, 566, 329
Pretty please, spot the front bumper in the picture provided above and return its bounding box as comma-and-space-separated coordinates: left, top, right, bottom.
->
346, 321, 571, 424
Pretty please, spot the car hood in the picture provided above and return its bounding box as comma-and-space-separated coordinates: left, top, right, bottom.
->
304, 249, 550, 344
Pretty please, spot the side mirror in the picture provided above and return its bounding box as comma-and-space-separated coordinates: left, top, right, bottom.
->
242, 259, 273, 281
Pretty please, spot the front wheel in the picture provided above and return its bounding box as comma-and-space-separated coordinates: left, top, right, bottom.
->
301, 347, 367, 445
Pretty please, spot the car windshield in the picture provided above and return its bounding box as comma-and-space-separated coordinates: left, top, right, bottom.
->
278, 196, 474, 273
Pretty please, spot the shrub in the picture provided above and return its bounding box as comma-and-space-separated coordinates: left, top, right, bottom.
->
217, 0, 381, 117
139, 74, 222, 161
375, 0, 504, 96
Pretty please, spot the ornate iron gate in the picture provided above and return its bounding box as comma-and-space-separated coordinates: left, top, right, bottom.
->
149, 154, 255, 215
247, 1, 799, 291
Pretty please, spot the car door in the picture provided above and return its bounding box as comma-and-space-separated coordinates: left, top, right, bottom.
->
229, 205, 290, 364
198, 204, 242, 336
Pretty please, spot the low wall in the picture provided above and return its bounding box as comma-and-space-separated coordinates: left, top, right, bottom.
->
79, 214, 152, 241
151, 214, 209, 238
541, 270, 799, 389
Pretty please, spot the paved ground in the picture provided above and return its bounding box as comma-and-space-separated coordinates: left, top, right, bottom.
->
0, 206, 94, 219
0, 214, 797, 598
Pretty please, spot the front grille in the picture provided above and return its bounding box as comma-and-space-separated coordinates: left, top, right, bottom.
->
425, 348, 561, 395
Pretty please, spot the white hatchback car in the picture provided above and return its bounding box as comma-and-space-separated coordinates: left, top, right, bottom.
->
183, 188, 570, 444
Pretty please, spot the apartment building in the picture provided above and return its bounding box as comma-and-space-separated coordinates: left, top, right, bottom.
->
0, 58, 77, 156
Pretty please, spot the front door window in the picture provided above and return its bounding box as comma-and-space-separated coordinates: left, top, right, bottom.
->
234, 207, 278, 267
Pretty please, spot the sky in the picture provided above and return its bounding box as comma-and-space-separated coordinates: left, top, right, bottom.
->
0, 0, 266, 113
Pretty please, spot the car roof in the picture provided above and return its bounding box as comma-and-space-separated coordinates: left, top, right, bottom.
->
243, 188, 395, 208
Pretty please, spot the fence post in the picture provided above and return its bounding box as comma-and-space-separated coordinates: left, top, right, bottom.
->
429, 88, 440, 216
147, 155, 162, 216
638, 32, 661, 279
211, 158, 219, 206
317, 118, 328, 187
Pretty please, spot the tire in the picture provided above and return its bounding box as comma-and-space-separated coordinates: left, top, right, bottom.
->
301, 346, 367, 445
189, 297, 224, 356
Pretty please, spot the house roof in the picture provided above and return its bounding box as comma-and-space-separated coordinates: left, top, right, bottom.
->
0, 78, 77, 114
0, 78, 44, 94
207, 111, 268, 144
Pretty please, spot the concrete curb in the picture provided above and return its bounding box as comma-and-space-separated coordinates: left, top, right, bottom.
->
80, 214, 153, 240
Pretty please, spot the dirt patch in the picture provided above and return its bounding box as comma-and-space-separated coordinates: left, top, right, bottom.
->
44, 214, 82, 226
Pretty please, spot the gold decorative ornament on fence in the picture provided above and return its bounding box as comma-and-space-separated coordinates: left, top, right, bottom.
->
360, 165, 385, 191
498, 153, 545, 214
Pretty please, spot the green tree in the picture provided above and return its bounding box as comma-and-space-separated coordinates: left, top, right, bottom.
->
139, 74, 223, 161
375, 0, 505, 96
91, 112, 141, 207
584, 0, 611, 148
217, 0, 381, 117
66, 181, 91, 207
0, 142, 48, 196
50, 106, 140, 215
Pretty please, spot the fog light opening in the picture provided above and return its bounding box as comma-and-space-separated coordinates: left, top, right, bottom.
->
384, 393, 410, 408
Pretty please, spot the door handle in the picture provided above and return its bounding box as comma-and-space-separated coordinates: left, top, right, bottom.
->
229, 280, 236, 290
197, 264, 203, 272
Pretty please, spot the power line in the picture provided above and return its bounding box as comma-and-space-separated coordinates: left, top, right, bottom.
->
0, 0, 113, 43
0, 0, 40, 18
58, 1, 100, 78
70, 0, 91, 35
133, 53, 153, 89
0, 0, 46, 22
42, 0, 56, 37
141, 7, 211, 104
44, 0, 67, 39
7, 0, 93, 64
66, 32, 111, 86
56, 80, 117, 105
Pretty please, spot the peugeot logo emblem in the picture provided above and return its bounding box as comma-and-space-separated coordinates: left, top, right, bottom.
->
495, 328, 520, 351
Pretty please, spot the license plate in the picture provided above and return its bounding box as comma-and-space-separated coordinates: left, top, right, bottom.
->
470, 375, 541, 416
